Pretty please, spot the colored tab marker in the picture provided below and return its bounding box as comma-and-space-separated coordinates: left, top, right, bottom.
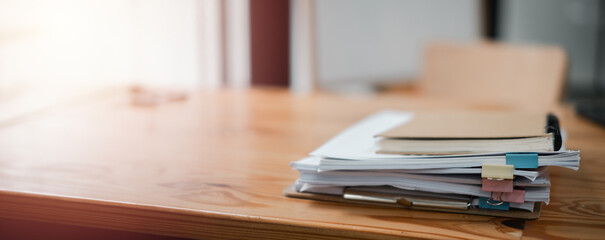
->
478, 197, 510, 211
506, 153, 539, 169
500, 189, 526, 204
481, 164, 514, 179
482, 179, 513, 192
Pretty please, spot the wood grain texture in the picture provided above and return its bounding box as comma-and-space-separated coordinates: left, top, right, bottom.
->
521, 106, 605, 240
0, 87, 602, 239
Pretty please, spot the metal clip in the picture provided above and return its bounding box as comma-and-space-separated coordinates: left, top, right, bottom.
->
486, 192, 504, 206
343, 189, 470, 210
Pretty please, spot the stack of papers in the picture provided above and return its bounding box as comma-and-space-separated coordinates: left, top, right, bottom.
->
287, 111, 580, 217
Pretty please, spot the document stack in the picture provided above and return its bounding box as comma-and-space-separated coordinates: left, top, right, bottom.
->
285, 111, 580, 219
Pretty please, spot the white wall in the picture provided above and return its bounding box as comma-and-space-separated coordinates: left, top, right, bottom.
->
313, 0, 481, 90
290, 0, 316, 94
0, 0, 225, 94
499, 0, 602, 94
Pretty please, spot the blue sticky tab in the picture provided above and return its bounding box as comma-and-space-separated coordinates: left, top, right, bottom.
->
478, 197, 510, 210
506, 153, 538, 169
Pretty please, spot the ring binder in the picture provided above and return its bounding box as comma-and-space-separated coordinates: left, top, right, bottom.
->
547, 113, 562, 151
375, 112, 561, 154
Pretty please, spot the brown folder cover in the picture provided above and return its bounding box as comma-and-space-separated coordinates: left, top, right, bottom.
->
377, 112, 549, 139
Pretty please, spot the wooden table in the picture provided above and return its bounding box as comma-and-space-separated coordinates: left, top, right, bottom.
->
0, 87, 604, 239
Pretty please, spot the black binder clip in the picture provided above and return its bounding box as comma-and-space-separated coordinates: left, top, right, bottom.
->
547, 113, 562, 151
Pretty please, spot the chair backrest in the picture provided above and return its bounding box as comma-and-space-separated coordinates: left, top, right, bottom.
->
419, 42, 567, 110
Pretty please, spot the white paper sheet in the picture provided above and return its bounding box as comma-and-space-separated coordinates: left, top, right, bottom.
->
291, 156, 546, 181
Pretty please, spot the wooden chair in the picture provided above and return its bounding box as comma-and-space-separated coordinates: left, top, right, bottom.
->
419, 42, 567, 110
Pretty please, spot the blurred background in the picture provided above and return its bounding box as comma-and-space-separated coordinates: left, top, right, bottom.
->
0, 0, 603, 101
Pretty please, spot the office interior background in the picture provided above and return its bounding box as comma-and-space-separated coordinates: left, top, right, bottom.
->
0, 0, 603, 101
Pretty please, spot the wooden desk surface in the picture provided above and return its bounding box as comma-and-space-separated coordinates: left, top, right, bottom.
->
0, 87, 604, 239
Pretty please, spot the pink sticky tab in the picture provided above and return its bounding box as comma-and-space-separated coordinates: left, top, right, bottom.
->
500, 189, 526, 204
481, 179, 513, 192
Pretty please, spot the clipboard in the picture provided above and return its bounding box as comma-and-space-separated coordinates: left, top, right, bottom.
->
283, 185, 542, 219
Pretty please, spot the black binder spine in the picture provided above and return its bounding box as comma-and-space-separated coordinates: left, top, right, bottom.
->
547, 113, 562, 151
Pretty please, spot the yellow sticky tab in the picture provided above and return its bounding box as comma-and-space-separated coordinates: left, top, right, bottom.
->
481, 164, 514, 179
